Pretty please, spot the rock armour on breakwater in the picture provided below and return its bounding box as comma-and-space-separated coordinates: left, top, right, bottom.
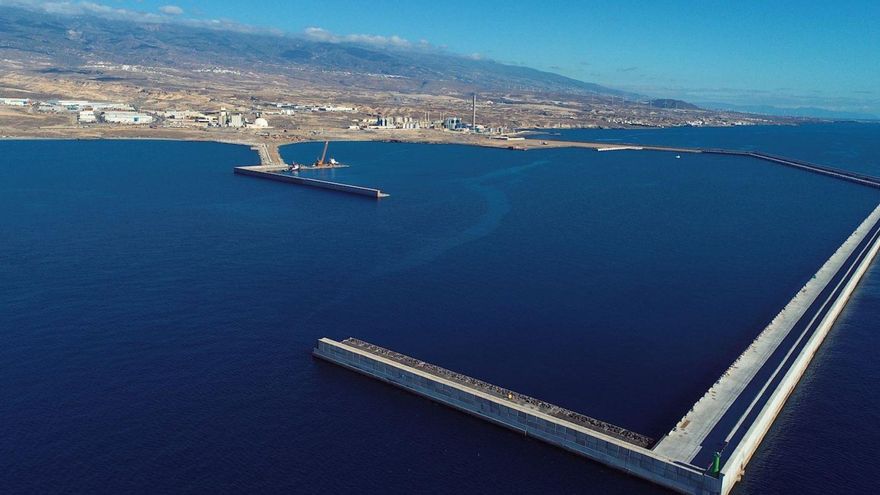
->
342, 338, 654, 448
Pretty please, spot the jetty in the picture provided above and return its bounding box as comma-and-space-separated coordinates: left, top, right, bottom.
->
315, 197, 880, 494
234, 142, 388, 198
526, 138, 880, 189
702, 149, 880, 189
314, 337, 718, 494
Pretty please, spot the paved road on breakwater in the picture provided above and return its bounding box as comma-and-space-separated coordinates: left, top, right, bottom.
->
687, 206, 880, 468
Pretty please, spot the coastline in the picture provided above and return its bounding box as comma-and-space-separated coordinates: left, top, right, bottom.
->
0, 127, 702, 163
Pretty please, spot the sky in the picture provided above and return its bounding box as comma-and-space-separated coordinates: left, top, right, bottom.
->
10, 0, 880, 115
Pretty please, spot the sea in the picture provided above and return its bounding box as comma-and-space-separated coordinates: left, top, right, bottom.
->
1, 123, 878, 494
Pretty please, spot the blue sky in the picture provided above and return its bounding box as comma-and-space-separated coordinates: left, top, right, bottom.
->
19, 0, 880, 114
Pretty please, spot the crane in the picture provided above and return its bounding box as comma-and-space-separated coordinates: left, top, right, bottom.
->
314, 140, 330, 167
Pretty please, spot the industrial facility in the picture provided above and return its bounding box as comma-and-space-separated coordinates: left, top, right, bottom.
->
101, 111, 154, 124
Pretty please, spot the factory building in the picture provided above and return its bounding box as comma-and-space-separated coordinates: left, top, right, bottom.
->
164, 110, 207, 120
0, 97, 30, 106
91, 102, 133, 111
102, 111, 154, 124
47, 100, 131, 111
51, 100, 91, 110
443, 117, 463, 130
216, 109, 245, 127
364, 115, 421, 130
250, 117, 269, 128
78, 110, 96, 123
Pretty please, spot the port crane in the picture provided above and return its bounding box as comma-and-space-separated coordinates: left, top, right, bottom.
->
315, 140, 330, 167
313, 140, 340, 167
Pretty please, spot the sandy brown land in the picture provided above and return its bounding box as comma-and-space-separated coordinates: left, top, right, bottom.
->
0, 66, 751, 163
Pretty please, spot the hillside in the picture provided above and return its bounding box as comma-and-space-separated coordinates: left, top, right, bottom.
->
0, 5, 633, 99
0, 4, 791, 131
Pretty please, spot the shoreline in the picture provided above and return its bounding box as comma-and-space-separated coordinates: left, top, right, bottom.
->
0, 128, 702, 159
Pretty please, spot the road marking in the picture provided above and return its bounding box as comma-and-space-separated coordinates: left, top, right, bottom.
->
719, 224, 880, 446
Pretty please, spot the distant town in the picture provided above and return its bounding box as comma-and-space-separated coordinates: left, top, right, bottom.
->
0, 90, 777, 146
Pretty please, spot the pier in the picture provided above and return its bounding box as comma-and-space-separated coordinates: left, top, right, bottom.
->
315, 200, 880, 494
314, 337, 720, 495
234, 165, 388, 198
235, 142, 389, 198
656, 202, 880, 491
523, 137, 880, 190
701, 149, 880, 189
234, 138, 880, 201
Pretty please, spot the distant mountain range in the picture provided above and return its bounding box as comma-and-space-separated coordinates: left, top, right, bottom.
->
699, 102, 878, 121
648, 99, 700, 110
0, 4, 639, 100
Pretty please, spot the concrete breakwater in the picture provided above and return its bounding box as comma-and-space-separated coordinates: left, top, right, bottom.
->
340, 338, 654, 447
232, 138, 879, 201
713, 202, 880, 491
234, 165, 388, 198
696, 149, 880, 189
529, 137, 880, 190
314, 337, 722, 495
314, 201, 880, 494
656, 203, 880, 488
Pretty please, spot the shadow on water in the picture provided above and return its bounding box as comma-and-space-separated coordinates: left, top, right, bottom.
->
297, 158, 550, 327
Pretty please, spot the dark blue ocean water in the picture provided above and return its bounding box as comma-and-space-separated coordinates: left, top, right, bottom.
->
1, 126, 878, 494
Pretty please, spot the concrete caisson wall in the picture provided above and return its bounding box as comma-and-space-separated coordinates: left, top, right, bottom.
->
234, 166, 388, 198
719, 213, 880, 493
314, 338, 722, 495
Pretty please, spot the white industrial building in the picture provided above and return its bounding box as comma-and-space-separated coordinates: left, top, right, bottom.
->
216, 109, 245, 127
48, 100, 132, 111
91, 102, 134, 111
102, 111, 154, 124
443, 117, 463, 130
164, 110, 207, 120
0, 97, 30, 106
78, 110, 96, 123
250, 117, 269, 128
318, 105, 356, 112
52, 100, 90, 110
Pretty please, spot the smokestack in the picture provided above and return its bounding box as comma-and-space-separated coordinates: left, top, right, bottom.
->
472, 94, 477, 127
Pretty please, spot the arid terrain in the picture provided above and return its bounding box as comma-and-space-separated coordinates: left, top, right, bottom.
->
0, 2, 811, 148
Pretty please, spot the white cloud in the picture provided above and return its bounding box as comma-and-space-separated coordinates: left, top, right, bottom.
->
304, 26, 413, 48
0, 2, 435, 50
0, 0, 268, 33
159, 5, 183, 16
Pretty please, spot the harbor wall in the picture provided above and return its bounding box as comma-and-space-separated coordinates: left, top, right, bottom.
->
313, 338, 722, 495
234, 166, 388, 198
719, 214, 880, 494
701, 149, 880, 189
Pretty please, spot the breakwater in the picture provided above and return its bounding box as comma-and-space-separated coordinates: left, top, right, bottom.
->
341, 338, 653, 447
314, 337, 722, 495
233, 165, 389, 198
656, 202, 880, 483
527, 137, 880, 190
702, 149, 880, 189
315, 201, 880, 494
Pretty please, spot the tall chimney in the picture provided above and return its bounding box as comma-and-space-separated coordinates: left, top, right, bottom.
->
472, 94, 477, 127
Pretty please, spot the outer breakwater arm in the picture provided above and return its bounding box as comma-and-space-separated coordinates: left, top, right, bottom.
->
313, 337, 722, 495
692, 148, 880, 189
655, 202, 880, 493
530, 138, 880, 189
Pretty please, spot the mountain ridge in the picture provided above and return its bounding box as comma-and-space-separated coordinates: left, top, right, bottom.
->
0, 4, 641, 100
